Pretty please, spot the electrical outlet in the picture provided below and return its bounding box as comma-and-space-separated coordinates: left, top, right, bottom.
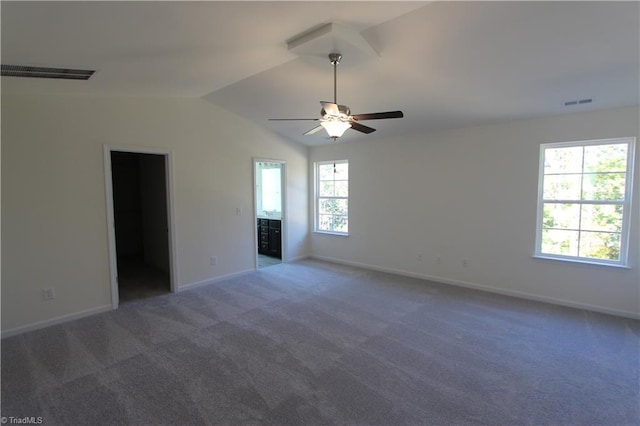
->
210, 256, 218, 266
43, 288, 55, 300
417, 252, 424, 261
462, 258, 469, 267
235, 207, 242, 216
436, 255, 442, 264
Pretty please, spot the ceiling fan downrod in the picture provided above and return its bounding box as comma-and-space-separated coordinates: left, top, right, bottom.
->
329, 53, 341, 104
328, 53, 343, 142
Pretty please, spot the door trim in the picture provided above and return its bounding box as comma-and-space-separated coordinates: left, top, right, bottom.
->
103, 145, 179, 309
253, 158, 287, 269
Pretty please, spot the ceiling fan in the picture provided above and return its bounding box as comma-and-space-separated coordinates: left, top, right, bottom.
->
269, 53, 404, 140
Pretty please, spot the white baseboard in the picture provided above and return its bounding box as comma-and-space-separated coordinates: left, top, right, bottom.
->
179, 268, 255, 291
4, 257, 634, 338
2, 268, 255, 338
310, 255, 640, 320
1, 304, 113, 339
285, 254, 310, 263
1, 264, 289, 338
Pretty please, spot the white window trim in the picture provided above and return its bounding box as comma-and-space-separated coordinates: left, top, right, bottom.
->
314, 159, 349, 236
534, 137, 636, 267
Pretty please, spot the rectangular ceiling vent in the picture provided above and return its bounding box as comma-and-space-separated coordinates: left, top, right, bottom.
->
1, 64, 95, 80
564, 98, 593, 107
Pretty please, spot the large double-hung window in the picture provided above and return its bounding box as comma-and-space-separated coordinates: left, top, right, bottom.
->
315, 160, 349, 235
535, 137, 635, 266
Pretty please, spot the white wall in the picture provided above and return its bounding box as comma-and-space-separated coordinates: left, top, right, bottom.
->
2, 96, 637, 334
309, 106, 640, 318
1, 94, 309, 333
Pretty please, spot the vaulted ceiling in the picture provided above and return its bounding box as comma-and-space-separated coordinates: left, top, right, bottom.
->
2, 1, 638, 145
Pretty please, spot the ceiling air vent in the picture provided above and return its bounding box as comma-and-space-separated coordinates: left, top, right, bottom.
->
1, 65, 95, 80
564, 98, 593, 107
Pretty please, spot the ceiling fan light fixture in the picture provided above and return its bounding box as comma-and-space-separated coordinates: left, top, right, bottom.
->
268, 53, 403, 141
321, 120, 351, 138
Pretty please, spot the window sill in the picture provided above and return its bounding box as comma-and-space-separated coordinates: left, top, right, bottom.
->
313, 230, 349, 237
533, 254, 631, 269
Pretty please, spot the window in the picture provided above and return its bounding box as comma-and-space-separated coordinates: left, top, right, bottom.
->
535, 137, 635, 266
257, 162, 282, 217
315, 160, 348, 234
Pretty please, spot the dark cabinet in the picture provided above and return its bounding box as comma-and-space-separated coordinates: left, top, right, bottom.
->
258, 219, 269, 255
268, 220, 281, 258
258, 219, 281, 258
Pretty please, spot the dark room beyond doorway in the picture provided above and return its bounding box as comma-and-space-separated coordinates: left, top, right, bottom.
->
111, 151, 170, 302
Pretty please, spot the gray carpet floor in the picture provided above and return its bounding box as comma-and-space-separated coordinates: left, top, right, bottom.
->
2, 259, 638, 425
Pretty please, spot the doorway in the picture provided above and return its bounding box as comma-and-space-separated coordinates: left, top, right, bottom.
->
104, 147, 176, 307
254, 159, 286, 269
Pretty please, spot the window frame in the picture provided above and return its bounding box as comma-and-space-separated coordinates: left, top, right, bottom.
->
314, 159, 349, 236
534, 137, 635, 267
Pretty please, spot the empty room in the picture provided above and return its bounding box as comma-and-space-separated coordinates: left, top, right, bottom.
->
1, 2, 639, 425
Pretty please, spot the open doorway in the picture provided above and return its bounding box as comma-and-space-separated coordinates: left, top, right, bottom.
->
254, 159, 286, 269
105, 147, 176, 307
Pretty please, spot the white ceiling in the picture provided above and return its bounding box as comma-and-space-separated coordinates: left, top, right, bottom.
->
2, 1, 638, 146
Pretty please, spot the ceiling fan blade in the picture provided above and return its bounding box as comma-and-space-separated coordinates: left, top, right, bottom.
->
268, 118, 319, 121
350, 122, 376, 134
320, 101, 340, 116
303, 125, 325, 136
351, 111, 404, 121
